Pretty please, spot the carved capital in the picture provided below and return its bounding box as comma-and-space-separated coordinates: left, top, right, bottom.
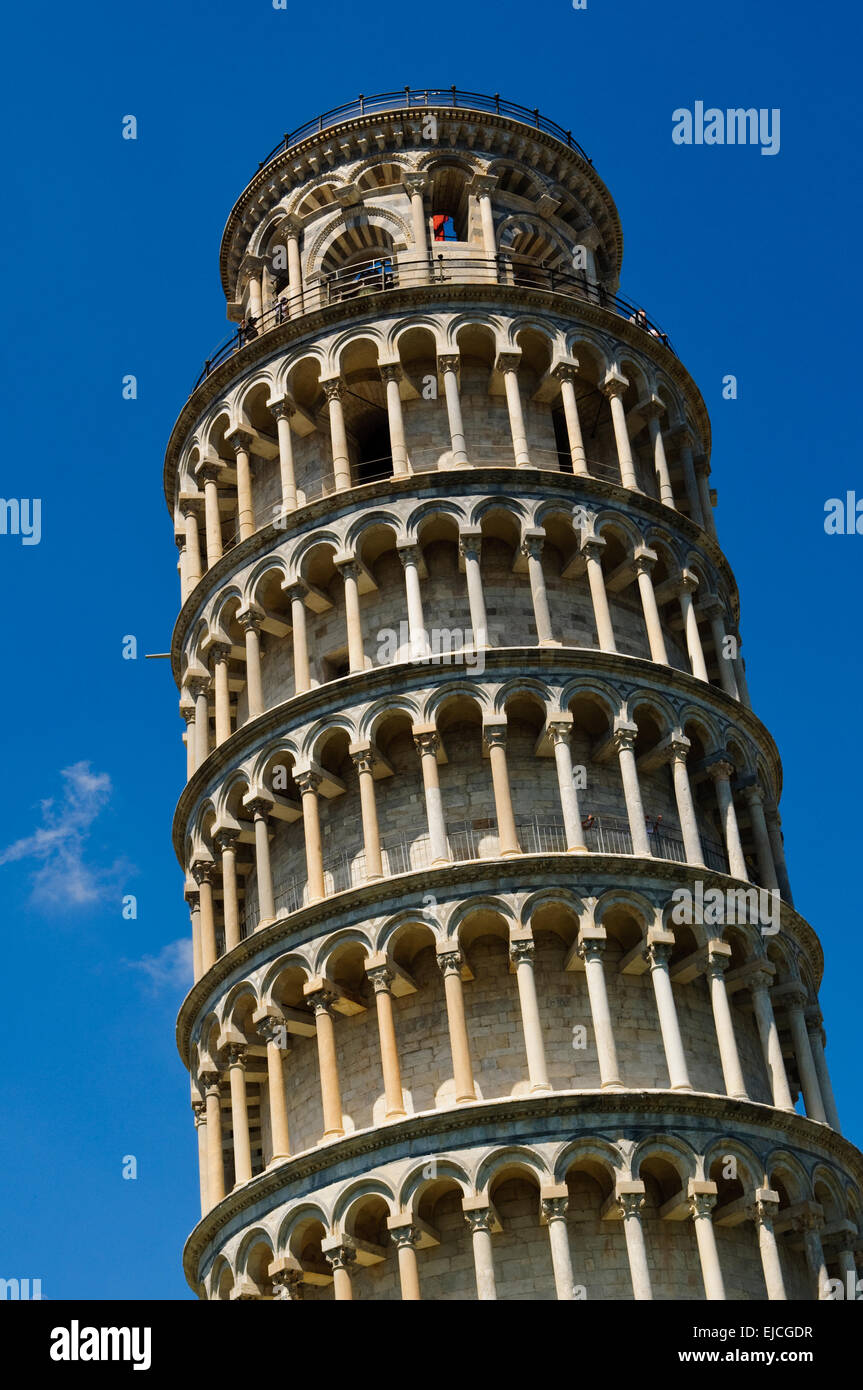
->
689, 1192, 718, 1220
541, 1196, 569, 1222
191, 859, 215, 887
617, 1191, 645, 1220
437, 950, 463, 979
294, 769, 322, 797
483, 724, 508, 752
612, 726, 637, 756
325, 1242, 357, 1274
509, 937, 535, 967
707, 759, 735, 785
644, 941, 672, 971
495, 351, 522, 374
226, 428, 254, 456
237, 607, 263, 634
414, 730, 440, 759
321, 377, 344, 403
351, 746, 376, 777
464, 1207, 493, 1235
390, 1223, 420, 1250
367, 963, 394, 995
437, 353, 460, 374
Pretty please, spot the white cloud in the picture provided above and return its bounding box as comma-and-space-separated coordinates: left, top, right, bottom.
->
0, 761, 129, 910
125, 938, 194, 995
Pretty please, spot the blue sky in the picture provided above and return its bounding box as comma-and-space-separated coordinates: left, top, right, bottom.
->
0, 0, 859, 1299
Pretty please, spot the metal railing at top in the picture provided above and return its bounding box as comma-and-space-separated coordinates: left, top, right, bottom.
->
237, 813, 730, 935
192, 251, 674, 391
253, 88, 592, 177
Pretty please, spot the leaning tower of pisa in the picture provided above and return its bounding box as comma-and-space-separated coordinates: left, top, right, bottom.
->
167, 89, 862, 1301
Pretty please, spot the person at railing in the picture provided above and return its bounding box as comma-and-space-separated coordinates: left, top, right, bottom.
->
274, 296, 289, 325
628, 307, 661, 340
581, 813, 596, 831
238, 313, 258, 347
645, 814, 664, 836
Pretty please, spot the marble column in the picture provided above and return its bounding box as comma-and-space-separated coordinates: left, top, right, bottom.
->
553, 363, 588, 473
398, 544, 428, 658
614, 726, 651, 856
182, 506, 202, 588
212, 642, 232, 745
322, 379, 352, 490
695, 455, 717, 538
296, 770, 325, 902
750, 970, 795, 1111
578, 936, 624, 1089
257, 1016, 291, 1161
497, 353, 531, 465
785, 989, 827, 1122
437, 355, 469, 465
201, 1071, 225, 1207
352, 746, 383, 881
228, 429, 255, 541
708, 760, 748, 879
806, 1010, 841, 1131
667, 736, 704, 866
438, 949, 476, 1102
464, 1207, 497, 1299
338, 558, 366, 673
645, 940, 692, 1090
189, 677, 211, 770
702, 597, 740, 699
644, 400, 675, 505
705, 950, 748, 1100
307, 987, 344, 1139
226, 1044, 252, 1185
216, 829, 241, 952
765, 802, 794, 905
541, 1192, 577, 1300
794, 1213, 830, 1300
390, 1225, 422, 1301
744, 785, 780, 891
675, 433, 704, 528
459, 530, 489, 648
193, 860, 218, 971
746, 1193, 787, 1300
618, 1189, 653, 1299
521, 533, 556, 644
381, 363, 409, 476
603, 373, 638, 489
689, 1189, 725, 1300
509, 936, 551, 1093
405, 173, 429, 257
247, 798, 276, 924
325, 1243, 356, 1301
285, 582, 311, 694
484, 724, 521, 857
271, 400, 297, 512
238, 609, 264, 722
634, 553, 669, 665
414, 730, 449, 865
199, 464, 223, 568
367, 963, 406, 1119
677, 574, 709, 682
548, 719, 588, 852
583, 538, 617, 652
193, 1101, 208, 1216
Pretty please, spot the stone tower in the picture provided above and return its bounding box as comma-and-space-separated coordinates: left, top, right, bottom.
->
167, 89, 862, 1301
